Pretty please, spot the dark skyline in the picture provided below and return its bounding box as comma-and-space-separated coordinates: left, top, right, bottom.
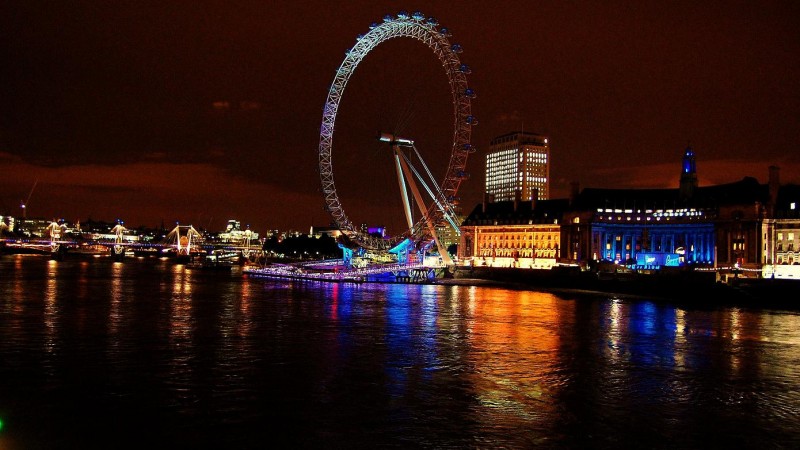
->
2, 1, 798, 233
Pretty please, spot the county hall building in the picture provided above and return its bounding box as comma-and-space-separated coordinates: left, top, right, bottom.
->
459, 142, 800, 279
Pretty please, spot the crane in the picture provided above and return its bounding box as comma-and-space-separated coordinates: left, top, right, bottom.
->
20, 179, 38, 220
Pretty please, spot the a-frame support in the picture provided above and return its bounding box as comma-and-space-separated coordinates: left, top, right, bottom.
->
381, 132, 453, 266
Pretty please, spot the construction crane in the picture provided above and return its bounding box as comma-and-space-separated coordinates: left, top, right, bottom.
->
20, 179, 38, 220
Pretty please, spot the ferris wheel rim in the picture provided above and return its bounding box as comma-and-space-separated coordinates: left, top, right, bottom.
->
318, 12, 474, 250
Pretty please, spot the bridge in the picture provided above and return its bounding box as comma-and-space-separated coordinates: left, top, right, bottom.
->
0, 223, 265, 262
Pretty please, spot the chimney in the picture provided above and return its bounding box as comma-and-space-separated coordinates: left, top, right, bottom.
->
482, 193, 494, 213
569, 181, 580, 205
769, 165, 780, 216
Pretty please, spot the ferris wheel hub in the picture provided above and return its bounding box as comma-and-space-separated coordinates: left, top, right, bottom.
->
377, 132, 414, 147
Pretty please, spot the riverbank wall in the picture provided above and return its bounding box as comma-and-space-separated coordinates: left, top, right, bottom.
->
453, 265, 799, 310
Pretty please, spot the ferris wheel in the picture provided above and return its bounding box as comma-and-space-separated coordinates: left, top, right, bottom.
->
318, 10, 476, 254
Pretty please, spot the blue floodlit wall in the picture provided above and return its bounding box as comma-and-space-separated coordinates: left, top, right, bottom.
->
591, 222, 715, 267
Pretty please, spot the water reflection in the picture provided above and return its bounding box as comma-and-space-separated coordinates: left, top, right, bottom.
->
44, 260, 59, 356
2, 257, 800, 448
328, 282, 339, 321
4, 256, 26, 328
384, 285, 415, 399
236, 276, 254, 340
419, 284, 440, 377
212, 274, 252, 420
108, 262, 124, 339
169, 264, 194, 345
167, 264, 197, 411
76, 261, 89, 302
380, 286, 452, 397
466, 288, 571, 444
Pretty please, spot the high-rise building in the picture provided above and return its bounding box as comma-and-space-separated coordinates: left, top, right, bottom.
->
485, 131, 550, 202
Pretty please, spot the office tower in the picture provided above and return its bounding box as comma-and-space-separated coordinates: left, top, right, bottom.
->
485, 131, 549, 202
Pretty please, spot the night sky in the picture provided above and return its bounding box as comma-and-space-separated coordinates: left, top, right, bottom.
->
2, 1, 798, 234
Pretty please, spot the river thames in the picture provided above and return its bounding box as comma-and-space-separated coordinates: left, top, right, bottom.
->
1, 255, 799, 449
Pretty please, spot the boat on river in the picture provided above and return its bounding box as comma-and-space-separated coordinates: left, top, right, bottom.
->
186, 253, 235, 271
243, 264, 363, 283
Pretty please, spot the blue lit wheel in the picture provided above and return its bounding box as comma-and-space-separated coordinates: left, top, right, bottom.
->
318, 11, 476, 250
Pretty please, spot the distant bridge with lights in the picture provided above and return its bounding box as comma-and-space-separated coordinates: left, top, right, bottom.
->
0, 223, 264, 262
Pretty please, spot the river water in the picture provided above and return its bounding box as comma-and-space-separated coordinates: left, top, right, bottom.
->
1, 255, 799, 449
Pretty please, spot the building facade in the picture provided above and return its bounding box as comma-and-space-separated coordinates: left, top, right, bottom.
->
463, 145, 800, 280
762, 182, 800, 279
218, 219, 259, 243
561, 149, 771, 272
485, 131, 550, 202
458, 198, 567, 269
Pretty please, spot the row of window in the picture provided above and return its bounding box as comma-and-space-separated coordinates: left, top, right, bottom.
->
479, 242, 559, 250
480, 233, 557, 241
479, 249, 558, 258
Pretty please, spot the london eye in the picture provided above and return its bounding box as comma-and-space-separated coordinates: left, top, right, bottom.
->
318, 11, 476, 257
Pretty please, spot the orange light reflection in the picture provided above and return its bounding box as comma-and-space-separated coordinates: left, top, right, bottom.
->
467, 288, 573, 431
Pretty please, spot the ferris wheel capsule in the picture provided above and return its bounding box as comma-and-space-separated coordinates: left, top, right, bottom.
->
459, 64, 472, 74
369, 22, 379, 29
451, 43, 463, 53
383, 14, 394, 22
439, 27, 452, 37
397, 10, 409, 19
466, 115, 478, 125
412, 11, 425, 21
464, 88, 476, 99
426, 17, 439, 26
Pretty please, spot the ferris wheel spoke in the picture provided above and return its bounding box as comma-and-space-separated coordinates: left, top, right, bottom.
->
398, 150, 461, 234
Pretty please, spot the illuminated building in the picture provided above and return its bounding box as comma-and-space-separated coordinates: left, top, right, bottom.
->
12, 218, 63, 238
485, 131, 550, 202
218, 219, 259, 243
562, 146, 771, 273
435, 213, 464, 253
0, 216, 15, 234
458, 196, 567, 269
464, 144, 797, 277
762, 168, 800, 279
310, 225, 342, 239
